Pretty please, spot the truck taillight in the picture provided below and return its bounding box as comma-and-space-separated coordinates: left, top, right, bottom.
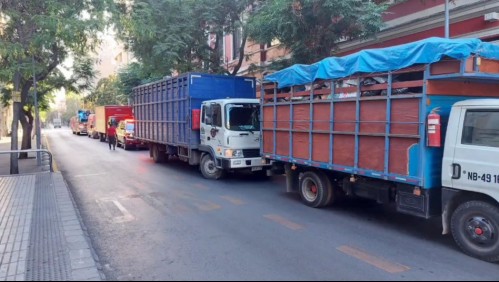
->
192, 109, 201, 130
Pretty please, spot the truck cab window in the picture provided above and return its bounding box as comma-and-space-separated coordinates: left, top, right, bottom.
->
212, 104, 222, 127
201, 105, 207, 123
225, 103, 260, 132
462, 110, 499, 148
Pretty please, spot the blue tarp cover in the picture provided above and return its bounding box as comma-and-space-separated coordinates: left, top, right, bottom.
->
265, 37, 499, 88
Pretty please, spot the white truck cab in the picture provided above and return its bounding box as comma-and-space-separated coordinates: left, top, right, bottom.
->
199, 98, 269, 179
442, 99, 499, 261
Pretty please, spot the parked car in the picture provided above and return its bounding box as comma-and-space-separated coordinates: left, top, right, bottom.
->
116, 119, 146, 150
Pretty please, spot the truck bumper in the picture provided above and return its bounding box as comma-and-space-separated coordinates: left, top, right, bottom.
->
126, 139, 147, 148
221, 157, 271, 170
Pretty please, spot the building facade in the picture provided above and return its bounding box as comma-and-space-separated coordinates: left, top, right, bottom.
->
222, 0, 499, 79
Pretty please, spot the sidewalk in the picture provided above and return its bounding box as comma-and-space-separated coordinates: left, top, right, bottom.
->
0, 135, 104, 281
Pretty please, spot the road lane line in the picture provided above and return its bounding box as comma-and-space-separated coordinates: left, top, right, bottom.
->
337, 245, 410, 273
97, 198, 135, 223
111, 200, 135, 223
220, 195, 245, 205
44, 134, 59, 172
264, 214, 304, 230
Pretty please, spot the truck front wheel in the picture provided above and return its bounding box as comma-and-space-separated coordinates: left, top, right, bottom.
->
451, 200, 499, 262
299, 171, 332, 208
200, 154, 224, 180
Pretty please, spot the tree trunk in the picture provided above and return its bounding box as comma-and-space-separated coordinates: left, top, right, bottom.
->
19, 109, 33, 159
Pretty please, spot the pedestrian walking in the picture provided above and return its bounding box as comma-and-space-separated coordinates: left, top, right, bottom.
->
107, 122, 117, 150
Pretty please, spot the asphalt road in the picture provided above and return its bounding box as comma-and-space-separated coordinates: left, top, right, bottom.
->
45, 128, 499, 281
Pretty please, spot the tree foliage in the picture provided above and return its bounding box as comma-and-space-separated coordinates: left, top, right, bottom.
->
0, 0, 110, 161
111, 0, 258, 77
247, 0, 389, 67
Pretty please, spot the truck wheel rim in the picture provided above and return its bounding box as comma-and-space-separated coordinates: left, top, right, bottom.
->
204, 159, 217, 175
302, 178, 318, 202
464, 216, 496, 247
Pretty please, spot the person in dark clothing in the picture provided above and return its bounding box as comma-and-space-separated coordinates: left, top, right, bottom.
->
107, 123, 117, 150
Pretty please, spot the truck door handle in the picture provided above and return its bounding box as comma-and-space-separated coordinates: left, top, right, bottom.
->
452, 163, 461, 179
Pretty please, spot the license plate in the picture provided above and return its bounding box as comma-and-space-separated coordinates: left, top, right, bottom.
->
251, 166, 263, 171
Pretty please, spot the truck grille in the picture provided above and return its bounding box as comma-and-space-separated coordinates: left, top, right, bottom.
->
243, 149, 260, 158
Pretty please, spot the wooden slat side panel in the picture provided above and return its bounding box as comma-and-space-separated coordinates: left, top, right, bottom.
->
389, 138, 419, 176
359, 136, 385, 171
360, 100, 386, 134
313, 103, 330, 131
312, 133, 330, 163
262, 131, 274, 155
292, 132, 309, 159
333, 135, 355, 167
391, 99, 420, 135
427, 81, 499, 97
276, 131, 290, 156
333, 102, 356, 132
293, 104, 310, 131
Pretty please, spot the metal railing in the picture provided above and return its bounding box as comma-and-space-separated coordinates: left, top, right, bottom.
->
0, 149, 53, 173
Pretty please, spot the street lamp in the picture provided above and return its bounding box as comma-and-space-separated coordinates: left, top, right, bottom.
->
32, 56, 41, 166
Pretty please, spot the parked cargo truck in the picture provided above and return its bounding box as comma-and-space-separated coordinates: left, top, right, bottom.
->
94, 105, 133, 142
261, 37, 499, 262
133, 73, 270, 179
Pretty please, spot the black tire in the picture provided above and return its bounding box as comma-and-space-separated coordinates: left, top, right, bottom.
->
123, 139, 128, 151
298, 171, 333, 208
200, 154, 224, 180
451, 200, 499, 262
151, 145, 166, 163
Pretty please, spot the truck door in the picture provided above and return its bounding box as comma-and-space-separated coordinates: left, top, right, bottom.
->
450, 107, 499, 199
201, 103, 224, 158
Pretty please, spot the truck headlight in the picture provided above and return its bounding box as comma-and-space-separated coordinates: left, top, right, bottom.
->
225, 149, 243, 158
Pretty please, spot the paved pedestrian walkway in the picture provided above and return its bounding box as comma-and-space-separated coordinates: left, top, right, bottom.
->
0, 136, 103, 281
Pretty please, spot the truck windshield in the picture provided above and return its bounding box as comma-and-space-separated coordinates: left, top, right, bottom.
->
225, 103, 260, 132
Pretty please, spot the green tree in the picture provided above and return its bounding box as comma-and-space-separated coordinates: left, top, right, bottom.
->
247, 0, 389, 68
85, 75, 128, 107
62, 92, 83, 126
0, 0, 110, 172
111, 0, 259, 77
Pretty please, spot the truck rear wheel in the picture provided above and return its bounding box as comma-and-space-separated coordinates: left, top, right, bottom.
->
299, 171, 333, 208
200, 154, 224, 180
152, 145, 166, 163
451, 200, 499, 262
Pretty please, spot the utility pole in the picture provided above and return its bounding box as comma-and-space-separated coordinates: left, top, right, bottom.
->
444, 0, 450, 38
33, 56, 41, 166
10, 71, 20, 175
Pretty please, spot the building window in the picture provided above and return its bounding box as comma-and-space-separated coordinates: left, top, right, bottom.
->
232, 27, 242, 60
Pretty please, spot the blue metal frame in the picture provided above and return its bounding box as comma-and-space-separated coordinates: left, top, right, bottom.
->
329, 83, 336, 164
354, 78, 361, 170
384, 73, 393, 175
309, 85, 314, 162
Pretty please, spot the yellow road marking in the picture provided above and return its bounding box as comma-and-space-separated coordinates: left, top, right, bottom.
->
220, 195, 245, 205
194, 201, 221, 211
193, 183, 209, 190
264, 214, 304, 230
337, 245, 410, 273
44, 134, 59, 172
